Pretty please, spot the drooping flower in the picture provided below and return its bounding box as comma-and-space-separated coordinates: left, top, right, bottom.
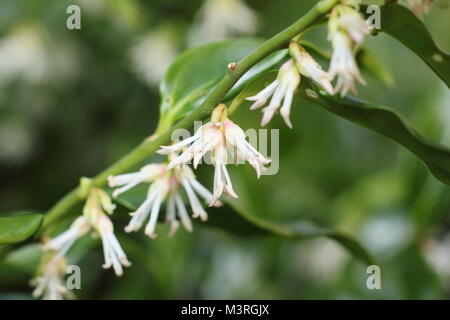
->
95, 213, 131, 276
43, 188, 131, 277
158, 105, 271, 203
189, 0, 258, 45
108, 162, 220, 238
83, 188, 131, 276
328, 30, 365, 96
31, 253, 72, 300
327, 2, 369, 96
246, 43, 334, 128
246, 59, 300, 128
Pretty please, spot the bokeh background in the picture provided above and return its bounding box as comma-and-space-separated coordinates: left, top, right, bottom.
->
0, 0, 449, 299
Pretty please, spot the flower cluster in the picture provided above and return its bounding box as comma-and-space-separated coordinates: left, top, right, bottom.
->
108, 161, 220, 238
245, 1, 370, 128
327, 0, 369, 96
158, 105, 271, 194
31, 253, 72, 300
33, 188, 131, 299
31, 0, 387, 300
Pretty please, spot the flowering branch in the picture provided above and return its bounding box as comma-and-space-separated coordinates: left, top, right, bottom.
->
42, 0, 339, 231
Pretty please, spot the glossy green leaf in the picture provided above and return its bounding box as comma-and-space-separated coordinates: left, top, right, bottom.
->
300, 82, 450, 186
112, 190, 374, 265
356, 49, 395, 87
372, 4, 450, 87
0, 213, 43, 245
159, 39, 287, 123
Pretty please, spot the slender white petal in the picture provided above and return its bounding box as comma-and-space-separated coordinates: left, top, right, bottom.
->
97, 214, 131, 276
246, 80, 279, 110
174, 192, 193, 232
43, 216, 90, 255
157, 133, 201, 155
166, 193, 180, 236
189, 178, 220, 207
182, 178, 208, 221
280, 87, 294, 129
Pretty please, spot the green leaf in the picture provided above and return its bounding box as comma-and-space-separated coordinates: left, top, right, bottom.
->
159, 39, 287, 124
372, 4, 450, 87
112, 190, 374, 266
0, 213, 43, 245
356, 49, 395, 87
301, 82, 450, 186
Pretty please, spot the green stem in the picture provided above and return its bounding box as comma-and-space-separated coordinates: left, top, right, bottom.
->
42, 0, 339, 231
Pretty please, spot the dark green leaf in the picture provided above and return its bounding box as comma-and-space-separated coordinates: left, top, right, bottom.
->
356, 49, 395, 87
0, 213, 43, 245
301, 82, 450, 185
370, 4, 450, 87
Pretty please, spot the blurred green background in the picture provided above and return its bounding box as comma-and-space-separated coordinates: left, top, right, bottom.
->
0, 0, 449, 299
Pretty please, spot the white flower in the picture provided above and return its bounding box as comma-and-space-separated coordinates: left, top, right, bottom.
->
158, 105, 271, 203
328, 31, 365, 96
246, 59, 300, 128
31, 254, 71, 300
83, 188, 131, 276
327, 4, 368, 96
44, 188, 131, 277
289, 42, 334, 95
189, 0, 258, 45
43, 216, 91, 255
109, 163, 219, 238
94, 213, 132, 276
